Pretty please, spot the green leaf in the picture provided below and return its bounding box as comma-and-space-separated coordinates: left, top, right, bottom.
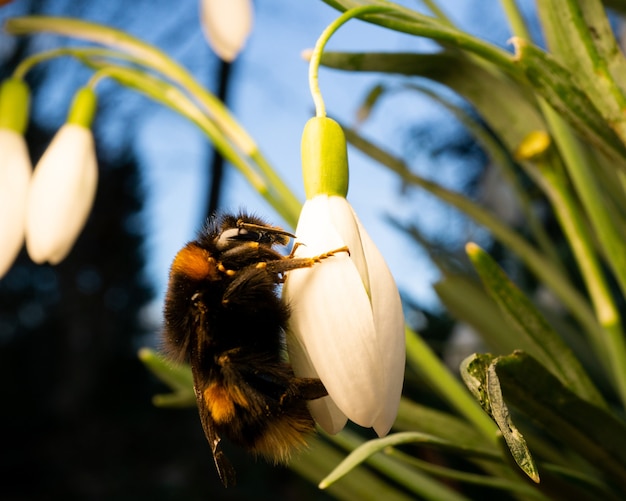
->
321, 0, 519, 75
459, 353, 496, 414
494, 351, 626, 493
435, 274, 536, 357
465, 243, 605, 408
320, 432, 472, 500
535, 0, 626, 143
511, 38, 626, 164
459, 354, 539, 482
342, 126, 603, 348
394, 399, 498, 457
138, 348, 195, 407
320, 50, 545, 151
290, 435, 415, 501
486, 363, 540, 483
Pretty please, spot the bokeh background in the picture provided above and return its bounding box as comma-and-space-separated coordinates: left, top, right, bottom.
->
0, 0, 527, 498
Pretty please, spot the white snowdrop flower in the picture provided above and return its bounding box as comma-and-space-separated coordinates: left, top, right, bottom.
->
200, 0, 253, 62
284, 117, 405, 436
26, 87, 98, 265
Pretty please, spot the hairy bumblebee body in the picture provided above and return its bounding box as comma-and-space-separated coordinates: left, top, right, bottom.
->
163, 212, 346, 486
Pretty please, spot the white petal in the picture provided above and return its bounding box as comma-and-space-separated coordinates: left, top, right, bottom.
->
0, 129, 31, 277
200, 0, 253, 62
26, 124, 97, 264
356, 215, 405, 436
285, 196, 385, 428
328, 196, 370, 293
286, 328, 347, 434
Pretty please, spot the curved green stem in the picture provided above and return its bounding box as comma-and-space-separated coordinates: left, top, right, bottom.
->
308, 5, 395, 117
12, 46, 132, 80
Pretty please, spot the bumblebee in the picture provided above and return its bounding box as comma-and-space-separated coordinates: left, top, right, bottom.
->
163, 212, 347, 486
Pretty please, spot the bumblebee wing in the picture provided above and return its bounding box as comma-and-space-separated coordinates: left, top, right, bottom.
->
192, 367, 237, 487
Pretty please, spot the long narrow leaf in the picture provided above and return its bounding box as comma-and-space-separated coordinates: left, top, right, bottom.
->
290, 436, 415, 501
465, 243, 605, 407
320, 50, 544, 152
326, 429, 472, 500
495, 351, 626, 493
321, 432, 474, 501
535, 0, 626, 143
342, 127, 603, 346
511, 38, 626, 164
321, 0, 520, 76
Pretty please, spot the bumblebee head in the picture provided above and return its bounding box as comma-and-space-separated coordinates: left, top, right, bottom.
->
214, 213, 295, 251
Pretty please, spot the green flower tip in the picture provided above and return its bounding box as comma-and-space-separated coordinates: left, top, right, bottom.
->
301, 116, 349, 199
0, 78, 30, 134
67, 86, 98, 128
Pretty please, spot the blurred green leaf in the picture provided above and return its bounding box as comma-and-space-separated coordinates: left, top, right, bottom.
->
138, 348, 195, 407
321, 50, 544, 150
395, 399, 497, 456
343, 126, 603, 346
435, 273, 535, 357
325, 429, 473, 500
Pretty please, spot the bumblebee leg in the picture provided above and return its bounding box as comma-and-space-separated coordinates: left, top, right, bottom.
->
265, 246, 350, 276
222, 246, 349, 305
279, 377, 328, 405
287, 241, 303, 258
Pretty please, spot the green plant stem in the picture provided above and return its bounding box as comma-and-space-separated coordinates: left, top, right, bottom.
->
405, 327, 499, 444
308, 5, 396, 118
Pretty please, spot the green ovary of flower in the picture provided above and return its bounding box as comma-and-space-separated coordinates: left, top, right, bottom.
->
0, 78, 30, 134
301, 116, 349, 199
